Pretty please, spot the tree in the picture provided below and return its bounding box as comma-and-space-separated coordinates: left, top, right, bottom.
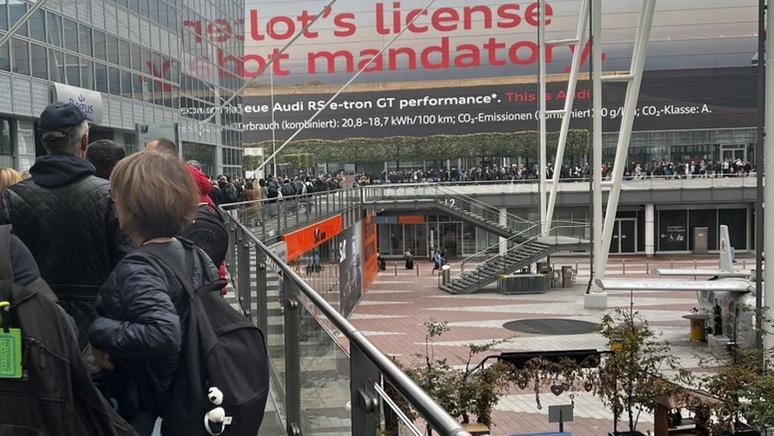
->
597, 308, 691, 435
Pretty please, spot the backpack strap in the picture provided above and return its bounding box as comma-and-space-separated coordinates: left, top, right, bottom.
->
138, 241, 223, 298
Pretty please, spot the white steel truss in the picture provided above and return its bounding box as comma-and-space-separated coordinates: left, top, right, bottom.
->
538, 0, 591, 233
589, 0, 657, 302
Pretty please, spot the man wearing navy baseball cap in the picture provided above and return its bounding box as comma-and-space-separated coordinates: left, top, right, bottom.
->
0, 102, 132, 347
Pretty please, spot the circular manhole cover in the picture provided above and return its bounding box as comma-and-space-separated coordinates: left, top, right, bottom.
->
503, 319, 599, 335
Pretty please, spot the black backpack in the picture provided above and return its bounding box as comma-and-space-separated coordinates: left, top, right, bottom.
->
224, 185, 239, 203
180, 204, 229, 267
0, 225, 136, 436
139, 242, 269, 436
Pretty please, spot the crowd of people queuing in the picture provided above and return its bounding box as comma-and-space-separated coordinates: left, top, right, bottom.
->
0, 102, 267, 436
341, 159, 753, 186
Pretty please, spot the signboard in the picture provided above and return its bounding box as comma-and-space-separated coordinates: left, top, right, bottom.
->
54, 83, 103, 124
339, 224, 363, 317
281, 214, 344, 261
243, 67, 756, 142
136, 123, 180, 151
548, 405, 574, 423
362, 215, 378, 291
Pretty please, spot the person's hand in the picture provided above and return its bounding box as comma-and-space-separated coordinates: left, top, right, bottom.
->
92, 348, 114, 370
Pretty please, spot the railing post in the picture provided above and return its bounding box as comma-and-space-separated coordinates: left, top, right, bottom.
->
256, 250, 268, 334
284, 279, 302, 435
238, 238, 252, 319
350, 342, 380, 435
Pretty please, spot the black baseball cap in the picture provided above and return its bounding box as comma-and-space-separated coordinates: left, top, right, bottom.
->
39, 102, 89, 132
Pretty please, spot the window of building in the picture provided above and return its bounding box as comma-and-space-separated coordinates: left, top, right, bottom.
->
121, 69, 132, 98
46, 12, 62, 47
0, 0, 8, 31
133, 73, 144, 101
81, 59, 94, 89
0, 43, 10, 72
95, 62, 107, 92
11, 38, 29, 76
128, 0, 138, 13
79, 25, 93, 57
130, 42, 141, 71
142, 47, 151, 74
92, 30, 105, 60
106, 35, 118, 65
139, 0, 149, 18
30, 43, 47, 79
48, 48, 64, 82
109, 67, 120, 95
118, 40, 130, 68
8, 0, 28, 37
65, 54, 79, 86
28, 9, 45, 42
0, 119, 11, 158
63, 18, 78, 52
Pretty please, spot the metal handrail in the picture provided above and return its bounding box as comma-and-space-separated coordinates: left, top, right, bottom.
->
434, 185, 532, 225
226, 215, 470, 436
453, 223, 589, 280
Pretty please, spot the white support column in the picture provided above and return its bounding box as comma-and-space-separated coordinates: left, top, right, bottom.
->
645, 204, 655, 257
586, 0, 607, 308
538, 0, 548, 233
545, 0, 590, 230
590, 0, 656, 309
499, 208, 508, 255
764, 0, 774, 352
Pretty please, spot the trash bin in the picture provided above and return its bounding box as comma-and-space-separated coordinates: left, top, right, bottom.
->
561, 266, 575, 288
693, 227, 708, 255
441, 264, 451, 286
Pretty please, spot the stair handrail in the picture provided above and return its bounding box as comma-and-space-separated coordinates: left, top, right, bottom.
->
434, 185, 533, 225
452, 222, 590, 280
458, 224, 541, 272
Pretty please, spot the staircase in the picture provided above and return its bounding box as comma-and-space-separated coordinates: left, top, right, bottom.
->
434, 199, 531, 240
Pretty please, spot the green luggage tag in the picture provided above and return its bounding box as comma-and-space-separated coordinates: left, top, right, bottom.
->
0, 301, 22, 379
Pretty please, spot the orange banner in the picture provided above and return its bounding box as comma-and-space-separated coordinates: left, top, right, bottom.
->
398, 215, 426, 224
362, 215, 378, 291
281, 215, 343, 262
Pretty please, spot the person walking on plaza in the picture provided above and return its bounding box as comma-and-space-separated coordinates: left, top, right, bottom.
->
0, 102, 131, 347
89, 150, 219, 435
404, 249, 414, 270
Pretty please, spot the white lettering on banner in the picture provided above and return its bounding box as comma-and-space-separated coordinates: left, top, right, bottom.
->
54, 83, 104, 125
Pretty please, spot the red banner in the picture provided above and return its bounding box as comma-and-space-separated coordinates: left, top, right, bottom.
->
362, 215, 378, 291
281, 215, 343, 262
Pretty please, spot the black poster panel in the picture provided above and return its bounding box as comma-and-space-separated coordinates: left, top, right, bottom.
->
719, 209, 748, 250
242, 67, 756, 142
339, 224, 363, 317
688, 209, 718, 251
659, 210, 688, 251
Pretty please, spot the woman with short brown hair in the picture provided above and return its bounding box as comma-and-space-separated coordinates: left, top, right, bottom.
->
89, 151, 219, 435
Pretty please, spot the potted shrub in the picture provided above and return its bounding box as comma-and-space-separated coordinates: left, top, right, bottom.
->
403, 320, 511, 435
597, 308, 691, 435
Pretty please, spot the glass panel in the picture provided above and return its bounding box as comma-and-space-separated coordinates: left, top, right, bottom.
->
121, 69, 132, 98
118, 40, 130, 68
133, 73, 144, 101
8, 0, 27, 37
80, 25, 94, 57
28, 9, 45, 42
11, 38, 29, 76
63, 18, 78, 52
46, 12, 62, 47
106, 35, 119, 65
30, 43, 47, 79
0, 43, 10, 72
296, 292, 352, 435
130, 42, 141, 71
109, 67, 120, 95
92, 29, 105, 60
0, 119, 11, 156
81, 59, 94, 90
48, 49, 64, 82
0, 0, 8, 31
65, 54, 80, 87
95, 62, 108, 92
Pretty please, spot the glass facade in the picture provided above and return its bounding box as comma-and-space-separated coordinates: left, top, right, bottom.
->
0, 0, 245, 173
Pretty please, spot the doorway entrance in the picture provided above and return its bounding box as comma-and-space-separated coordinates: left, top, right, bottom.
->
720, 145, 746, 162
430, 222, 461, 257
609, 218, 637, 254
